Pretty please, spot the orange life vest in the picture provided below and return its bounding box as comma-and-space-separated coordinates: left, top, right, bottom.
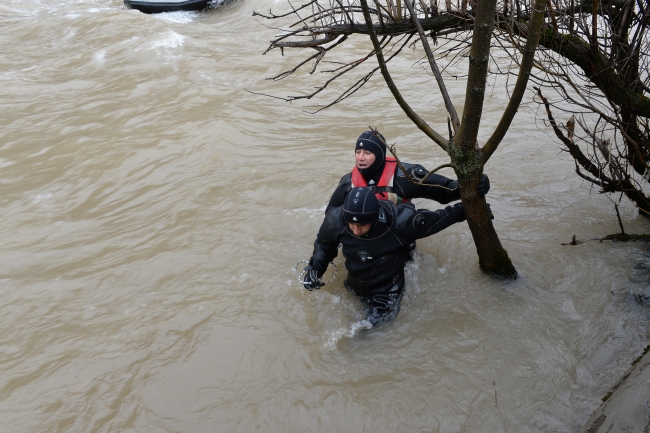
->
350, 157, 410, 203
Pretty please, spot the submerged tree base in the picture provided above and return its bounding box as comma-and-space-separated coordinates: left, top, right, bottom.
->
479, 248, 518, 280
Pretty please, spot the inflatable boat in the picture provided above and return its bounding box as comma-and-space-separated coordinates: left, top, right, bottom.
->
124, 0, 211, 13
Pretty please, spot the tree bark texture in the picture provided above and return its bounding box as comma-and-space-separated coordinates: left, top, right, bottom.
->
451, 0, 518, 278
459, 176, 517, 277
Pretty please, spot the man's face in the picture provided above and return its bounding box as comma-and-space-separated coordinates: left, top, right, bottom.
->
348, 222, 372, 236
355, 149, 376, 170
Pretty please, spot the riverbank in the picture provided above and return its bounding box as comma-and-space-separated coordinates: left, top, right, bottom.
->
578, 344, 650, 432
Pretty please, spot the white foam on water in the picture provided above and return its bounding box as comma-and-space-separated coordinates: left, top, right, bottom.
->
404, 253, 425, 295
28, 192, 55, 211
1, 1, 56, 18
93, 50, 106, 64
325, 329, 345, 350
199, 73, 214, 82
32, 193, 52, 204
150, 30, 185, 49
205, 0, 231, 7
324, 319, 372, 350
27, 147, 51, 157
4, 0, 113, 17
561, 298, 582, 321
0, 158, 16, 168
0, 66, 36, 82
349, 319, 373, 334
154, 11, 199, 24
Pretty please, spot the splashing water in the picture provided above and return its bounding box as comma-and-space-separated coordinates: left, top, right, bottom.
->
325, 319, 374, 350
153, 11, 200, 24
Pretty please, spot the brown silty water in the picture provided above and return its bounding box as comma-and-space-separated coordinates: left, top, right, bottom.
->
0, 0, 648, 431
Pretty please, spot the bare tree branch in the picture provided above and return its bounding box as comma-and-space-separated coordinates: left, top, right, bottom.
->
403, 0, 461, 131
360, 0, 450, 149
481, 0, 547, 163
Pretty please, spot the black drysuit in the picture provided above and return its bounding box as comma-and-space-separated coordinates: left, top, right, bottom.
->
309, 200, 466, 325
325, 162, 460, 215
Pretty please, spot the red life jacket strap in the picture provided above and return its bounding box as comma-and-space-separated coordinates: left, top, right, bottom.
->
351, 157, 404, 201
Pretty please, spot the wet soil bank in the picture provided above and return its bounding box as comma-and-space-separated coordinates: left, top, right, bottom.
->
578, 345, 650, 432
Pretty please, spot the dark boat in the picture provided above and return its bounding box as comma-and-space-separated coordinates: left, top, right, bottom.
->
124, 0, 211, 14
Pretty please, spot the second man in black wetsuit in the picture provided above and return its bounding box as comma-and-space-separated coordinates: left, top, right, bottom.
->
304, 187, 468, 326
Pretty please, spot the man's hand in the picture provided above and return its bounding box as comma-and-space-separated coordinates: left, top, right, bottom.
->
303, 265, 324, 291
453, 202, 466, 222
487, 203, 494, 220
478, 174, 490, 196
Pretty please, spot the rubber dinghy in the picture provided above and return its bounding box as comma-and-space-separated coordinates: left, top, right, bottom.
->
124, 0, 211, 14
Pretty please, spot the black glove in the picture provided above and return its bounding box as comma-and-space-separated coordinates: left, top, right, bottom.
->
477, 174, 490, 196
303, 265, 324, 291
453, 202, 466, 222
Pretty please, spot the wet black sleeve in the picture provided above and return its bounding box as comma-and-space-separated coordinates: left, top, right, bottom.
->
396, 203, 466, 242
394, 164, 461, 204
309, 209, 343, 275
325, 173, 352, 215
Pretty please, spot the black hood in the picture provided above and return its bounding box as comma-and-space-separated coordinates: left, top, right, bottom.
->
355, 130, 386, 178
343, 187, 379, 225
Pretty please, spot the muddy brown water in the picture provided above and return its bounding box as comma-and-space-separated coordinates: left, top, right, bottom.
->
1, 1, 649, 431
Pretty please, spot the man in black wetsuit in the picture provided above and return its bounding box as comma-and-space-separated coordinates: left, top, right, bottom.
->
325, 130, 490, 214
303, 187, 467, 326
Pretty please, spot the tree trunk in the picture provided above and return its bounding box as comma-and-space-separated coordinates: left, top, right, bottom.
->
458, 175, 516, 277
451, 0, 517, 278
449, 145, 517, 278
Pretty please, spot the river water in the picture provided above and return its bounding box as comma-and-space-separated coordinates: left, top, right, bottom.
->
1, 1, 649, 432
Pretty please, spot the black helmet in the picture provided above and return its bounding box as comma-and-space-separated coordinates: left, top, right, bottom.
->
355, 130, 386, 177
343, 187, 379, 225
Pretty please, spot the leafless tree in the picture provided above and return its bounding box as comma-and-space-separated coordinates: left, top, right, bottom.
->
254, 0, 552, 278
527, 0, 650, 218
